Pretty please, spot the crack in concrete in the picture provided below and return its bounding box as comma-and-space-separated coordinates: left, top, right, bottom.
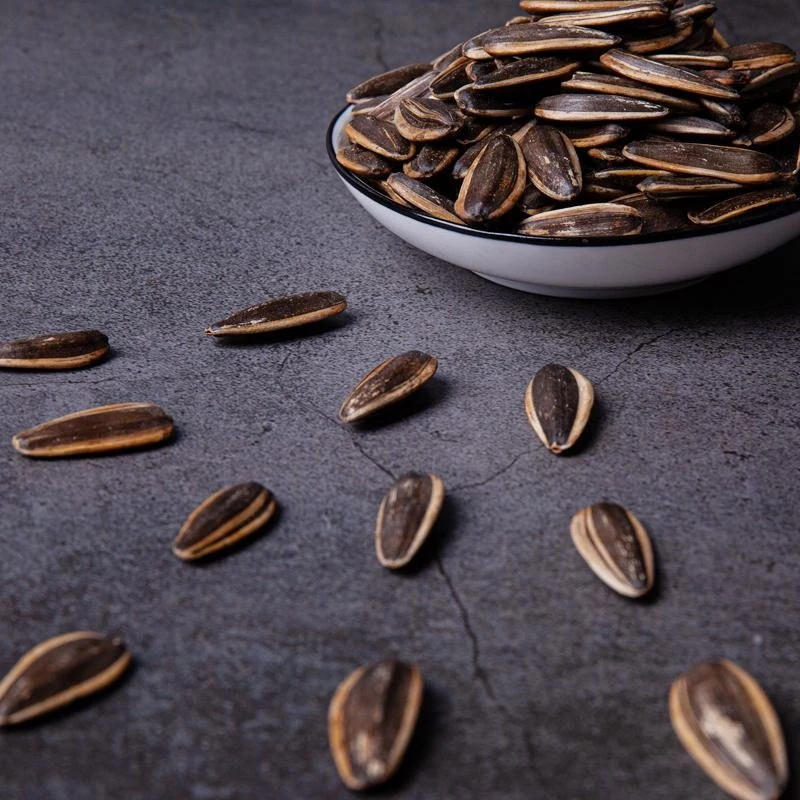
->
451, 451, 527, 493
595, 328, 677, 387
351, 439, 396, 479
723, 449, 754, 461
372, 13, 389, 73
274, 352, 338, 425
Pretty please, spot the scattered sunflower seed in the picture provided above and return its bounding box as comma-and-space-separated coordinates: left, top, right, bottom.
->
519, 202, 643, 236
0, 330, 109, 370
688, 187, 797, 225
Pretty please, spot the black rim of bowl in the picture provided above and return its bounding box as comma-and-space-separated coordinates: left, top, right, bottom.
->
326, 105, 800, 248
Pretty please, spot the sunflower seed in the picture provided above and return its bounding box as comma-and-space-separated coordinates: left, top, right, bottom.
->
206, 291, 347, 336
520, 125, 583, 201
339, 351, 438, 423
430, 57, 471, 99
742, 62, 800, 103
518, 183, 557, 214
172, 482, 277, 561
688, 187, 797, 225
671, 0, 717, 21
380, 179, 412, 207
561, 71, 702, 112
590, 166, 672, 188
727, 42, 797, 71
351, 95, 392, 117
561, 122, 630, 147
329, 660, 423, 790
456, 117, 494, 144
582, 182, 628, 200
345, 116, 415, 161
613, 192, 692, 233
472, 55, 580, 90
621, 15, 695, 54
394, 98, 463, 142
365, 70, 440, 121
454, 85, 538, 118
462, 29, 496, 60
455, 134, 527, 222
700, 98, 745, 130
346, 64, 432, 104
587, 146, 628, 164
12, 402, 174, 458
385, 173, 464, 224
452, 124, 522, 178
702, 68, 750, 89
711, 26, 730, 49
506, 15, 537, 25
375, 473, 444, 569
651, 51, 731, 69
638, 174, 745, 200
537, 3, 670, 28
669, 660, 788, 800
336, 144, 393, 178
623, 139, 783, 184
524, 363, 594, 453
601, 48, 740, 98
0, 330, 109, 370
403, 143, 461, 179
465, 60, 500, 82
521, 0, 662, 10
734, 104, 797, 147
431, 43, 465, 71
570, 502, 654, 597
483, 24, 620, 58
519, 202, 643, 236
648, 115, 735, 139
536, 93, 669, 121
0, 632, 132, 726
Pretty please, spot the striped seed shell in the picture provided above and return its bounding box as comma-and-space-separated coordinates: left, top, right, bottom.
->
727, 42, 797, 72
430, 56, 471, 99
570, 502, 654, 597
482, 24, 621, 57
465, 60, 500, 82
519, 202, 643, 236
536, 93, 669, 121
638, 174, 745, 200
403, 143, 461, 180
12, 402, 174, 458
560, 122, 630, 147
701, 99, 746, 130
518, 183, 557, 214
471, 55, 581, 90
702, 68, 750, 90
455, 134, 527, 222
345, 116, 416, 161
688, 187, 798, 225
671, 0, 717, 21
621, 15, 695, 54
339, 351, 438, 423
734, 104, 796, 147
375, 473, 444, 568
0, 330, 109, 370
587, 146, 628, 164
582, 182, 628, 200
669, 660, 788, 800
431, 43, 466, 71
454, 85, 537, 118
520, 0, 659, 13
536, 3, 671, 28
613, 192, 692, 233
394, 97, 463, 142
329, 660, 423, 790
520, 125, 583, 201
173, 482, 277, 561
206, 291, 347, 336
462, 28, 496, 60
367, 70, 440, 120
600, 48, 740, 98
0, 632, 132, 726
525, 363, 594, 453
346, 64, 432, 104
336, 144, 393, 178
623, 139, 783, 184
385, 173, 464, 224
711, 25, 730, 49
651, 51, 731, 69
351, 96, 392, 117
741, 62, 800, 102
648, 115, 735, 140
590, 166, 671, 188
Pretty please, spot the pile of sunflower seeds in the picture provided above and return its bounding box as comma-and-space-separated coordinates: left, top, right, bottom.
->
337, 0, 800, 236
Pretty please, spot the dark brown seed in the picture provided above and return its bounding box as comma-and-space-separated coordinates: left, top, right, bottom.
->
591, 166, 672, 188
519, 202, 643, 236
462, 28, 496, 60
380, 179, 412, 207
12, 402, 174, 458
613, 192, 692, 233
403, 143, 461, 180
742, 62, 800, 102
466, 60, 500, 82
536, 93, 670, 121
455, 134, 527, 222
727, 42, 797, 71
520, 125, 583, 201
623, 139, 783, 184
0, 632, 132, 726
350, 96, 392, 117
525, 363, 594, 453
430, 57, 471, 100
346, 64, 432, 104
385, 173, 464, 225
339, 351, 438, 423
375, 473, 444, 568
651, 51, 731, 69
570, 502, 654, 597
587, 146, 628, 164
561, 71, 702, 112
455, 118, 494, 145
518, 183, 557, 214
454, 85, 538, 118
638, 174, 745, 200
648, 115, 735, 140
472, 55, 580, 90
669, 661, 788, 800
561, 122, 630, 147
206, 291, 347, 336
431, 43, 465, 71
671, 0, 717, 21
0, 330, 109, 370
172, 482, 277, 561
700, 99, 745, 130
601, 48, 740, 98
688, 187, 798, 225
621, 15, 695, 54
345, 116, 415, 161
483, 23, 620, 57
521, 0, 654, 13
582, 182, 628, 200
702, 68, 750, 89
394, 98, 463, 142
336, 144, 393, 178
734, 104, 797, 147
329, 660, 423, 790
536, 3, 670, 28
367, 71, 440, 120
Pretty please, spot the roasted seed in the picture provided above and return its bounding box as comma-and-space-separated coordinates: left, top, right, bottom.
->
688, 187, 797, 225
613, 192, 692, 233
582, 182, 628, 200
173, 482, 277, 561
734, 104, 796, 147
345, 116, 416, 161
339, 351, 438, 423
454, 85, 537, 118
336, 144, 393, 178
587, 146, 628, 164
702, 68, 750, 89
482, 23, 620, 58
651, 51, 731, 69
0, 632, 132, 726
520, 125, 583, 201
560, 122, 630, 147
648, 115, 735, 140
522, 0, 663, 9
12, 402, 174, 458
346, 64, 432, 104
430, 57, 471, 99
403, 143, 461, 180
591, 166, 672, 188
519, 202, 643, 236
431, 43, 465, 71
570, 502, 654, 597
0, 330, 109, 370
700, 98, 745, 130
525, 363, 594, 453
638, 174, 745, 200
518, 183, 557, 214
727, 42, 797, 71
329, 659, 423, 790
536, 93, 670, 121
472, 55, 580, 90
465, 60, 500, 82
375, 473, 444, 568
561, 71, 702, 112
367, 70, 440, 120
671, 0, 717, 21
621, 15, 695, 54
669, 660, 788, 800
394, 97, 463, 142
742, 62, 800, 102
385, 173, 464, 224
206, 291, 347, 336
537, 3, 670, 28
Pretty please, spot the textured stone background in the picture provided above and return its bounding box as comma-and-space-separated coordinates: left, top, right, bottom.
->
1, 1, 799, 798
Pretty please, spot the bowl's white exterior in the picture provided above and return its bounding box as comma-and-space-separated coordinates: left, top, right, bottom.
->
333, 110, 800, 299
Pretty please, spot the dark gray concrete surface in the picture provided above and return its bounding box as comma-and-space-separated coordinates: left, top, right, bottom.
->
1, 1, 799, 798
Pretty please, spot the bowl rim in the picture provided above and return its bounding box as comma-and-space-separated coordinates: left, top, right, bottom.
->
326, 105, 800, 249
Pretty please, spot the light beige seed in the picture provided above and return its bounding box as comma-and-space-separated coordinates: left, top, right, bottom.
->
519, 202, 643, 237
385, 173, 464, 225
688, 187, 798, 225
0, 330, 109, 370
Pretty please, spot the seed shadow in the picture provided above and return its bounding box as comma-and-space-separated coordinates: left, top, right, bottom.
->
779, 707, 798, 799
205, 314, 353, 348
391, 494, 458, 577
351, 377, 452, 431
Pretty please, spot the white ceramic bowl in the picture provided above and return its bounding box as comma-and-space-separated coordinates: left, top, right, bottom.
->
327, 106, 800, 299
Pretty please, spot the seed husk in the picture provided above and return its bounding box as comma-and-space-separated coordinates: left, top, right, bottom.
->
346, 64, 432, 104
0, 330, 109, 370
582, 182, 628, 200
524, 363, 594, 453
520, 125, 583, 201
472, 55, 581, 90
455, 117, 494, 145
380, 179, 412, 207
601, 48, 740, 98
385, 173, 464, 224
0, 632, 132, 726
727, 42, 797, 71
561, 71, 702, 112
623, 139, 783, 184
430, 57, 471, 99
638, 174, 744, 200
700, 98, 745, 130
336, 144, 393, 178
561, 122, 630, 147
339, 351, 438, 423
394, 97, 463, 142
536, 93, 669, 121
519, 202, 643, 236
431, 43, 466, 71
345, 116, 415, 161
466, 60, 500, 82
591, 166, 671, 188
173, 482, 277, 561
455, 134, 527, 222
518, 183, 557, 214
651, 51, 731, 69
351, 96, 392, 117
613, 192, 692, 233
329, 659, 423, 790
648, 115, 735, 140
587, 146, 628, 164
570, 502, 654, 597
375, 473, 444, 569
368, 70, 441, 120
621, 15, 695, 54
669, 660, 788, 800
12, 402, 174, 458
742, 62, 800, 102
734, 104, 796, 147
688, 187, 798, 225
403, 143, 461, 180
702, 68, 750, 90
536, 3, 671, 29
483, 24, 621, 58
521, 0, 661, 11
671, 0, 717, 22
454, 85, 538, 118
206, 291, 347, 336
